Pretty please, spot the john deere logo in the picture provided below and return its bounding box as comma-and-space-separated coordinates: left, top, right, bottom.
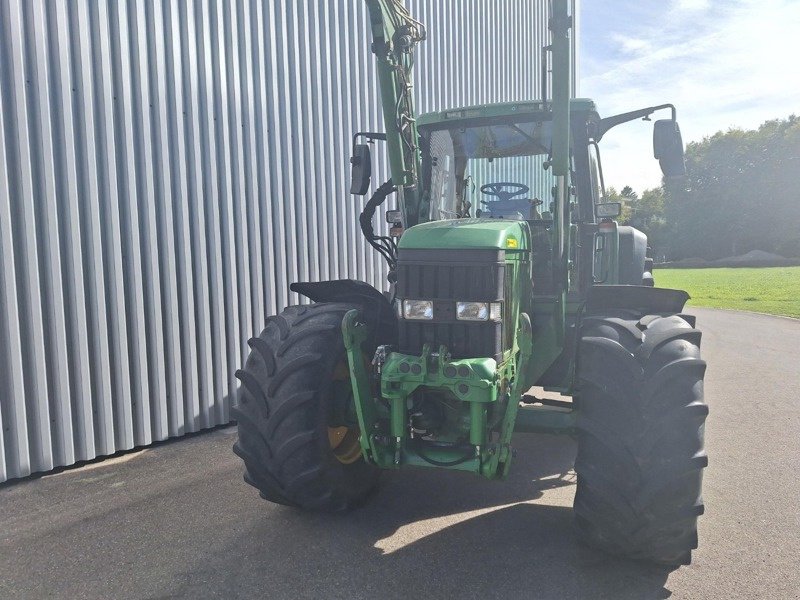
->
507, 237, 519, 249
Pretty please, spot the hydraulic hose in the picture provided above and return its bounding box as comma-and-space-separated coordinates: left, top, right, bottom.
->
360, 178, 398, 269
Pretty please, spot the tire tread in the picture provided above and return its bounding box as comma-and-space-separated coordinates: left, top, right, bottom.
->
574, 312, 708, 565
233, 303, 379, 512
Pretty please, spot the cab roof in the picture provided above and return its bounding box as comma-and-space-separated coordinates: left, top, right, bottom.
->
417, 98, 598, 128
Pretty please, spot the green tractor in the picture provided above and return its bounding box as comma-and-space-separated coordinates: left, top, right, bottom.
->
233, 0, 707, 565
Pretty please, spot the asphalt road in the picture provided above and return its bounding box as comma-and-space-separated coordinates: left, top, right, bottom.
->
2, 308, 799, 600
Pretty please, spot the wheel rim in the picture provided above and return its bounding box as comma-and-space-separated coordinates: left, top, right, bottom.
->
327, 426, 362, 465
328, 359, 363, 465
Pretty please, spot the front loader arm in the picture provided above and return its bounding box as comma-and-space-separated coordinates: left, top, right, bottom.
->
364, 0, 426, 227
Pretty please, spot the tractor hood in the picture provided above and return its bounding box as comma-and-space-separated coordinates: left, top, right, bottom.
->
398, 219, 530, 251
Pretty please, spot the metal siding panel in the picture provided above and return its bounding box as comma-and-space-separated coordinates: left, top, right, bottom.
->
221, 0, 249, 412
178, 0, 213, 431
126, 2, 158, 446
71, 3, 119, 458
249, 0, 278, 317
334, 0, 356, 279
195, 0, 227, 427
143, 0, 180, 440
163, 0, 199, 435
93, 0, 134, 452
294, 1, 320, 286
0, 0, 574, 482
27, 0, 77, 468
0, 49, 31, 480
317, 0, 342, 282
50, 0, 95, 462
236, 0, 265, 336
259, 1, 289, 310
4, 0, 54, 473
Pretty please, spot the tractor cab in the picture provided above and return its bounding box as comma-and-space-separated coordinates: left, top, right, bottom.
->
417, 102, 558, 222
416, 99, 601, 223
413, 99, 607, 297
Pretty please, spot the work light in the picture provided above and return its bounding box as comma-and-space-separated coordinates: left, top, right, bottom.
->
595, 202, 622, 219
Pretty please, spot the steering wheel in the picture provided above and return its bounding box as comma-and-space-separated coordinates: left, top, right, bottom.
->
480, 182, 530, 203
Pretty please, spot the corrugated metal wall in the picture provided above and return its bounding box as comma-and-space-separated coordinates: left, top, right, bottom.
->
0, 0, 577, 482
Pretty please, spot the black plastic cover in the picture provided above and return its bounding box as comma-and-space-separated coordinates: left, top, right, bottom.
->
618, 226, 648, 285
291, 279, 397, 347
396, 249, 506, 361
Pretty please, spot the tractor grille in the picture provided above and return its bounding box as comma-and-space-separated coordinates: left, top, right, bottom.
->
396, 249, 506, 361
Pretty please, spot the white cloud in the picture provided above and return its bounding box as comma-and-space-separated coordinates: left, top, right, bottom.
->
675, 0, 711, 11
609, 33, 651, 55
581, 0, 800, 191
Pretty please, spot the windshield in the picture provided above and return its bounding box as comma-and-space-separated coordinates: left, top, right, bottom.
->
421, 118, 556, 220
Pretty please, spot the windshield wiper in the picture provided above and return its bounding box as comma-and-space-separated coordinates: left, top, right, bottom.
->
507, 124, 549, 154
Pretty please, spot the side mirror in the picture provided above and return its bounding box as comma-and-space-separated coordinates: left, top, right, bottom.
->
350, 143, 372, 195
654, 119, 686, 178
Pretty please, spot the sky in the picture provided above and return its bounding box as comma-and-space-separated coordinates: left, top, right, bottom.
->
579, 0, 800, 192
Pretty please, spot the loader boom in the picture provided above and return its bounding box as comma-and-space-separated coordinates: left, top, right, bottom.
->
364, 0, 426, 227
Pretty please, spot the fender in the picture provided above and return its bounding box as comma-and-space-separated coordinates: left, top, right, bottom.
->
290, 280, 398, 347
585, 285, 690, 315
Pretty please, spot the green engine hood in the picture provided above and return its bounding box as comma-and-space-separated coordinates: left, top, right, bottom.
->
398, 219, 530, 251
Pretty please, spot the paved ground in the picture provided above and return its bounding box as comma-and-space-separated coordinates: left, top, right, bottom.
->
1, 308, 799, 600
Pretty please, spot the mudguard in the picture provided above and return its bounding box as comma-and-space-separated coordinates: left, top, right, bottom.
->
291, 279, 398, 347
585, 285, 690, 315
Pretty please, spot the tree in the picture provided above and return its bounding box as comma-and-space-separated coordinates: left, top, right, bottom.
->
663, 115, 800, 260
604, 186, 637, 223
605, 185, 669, 259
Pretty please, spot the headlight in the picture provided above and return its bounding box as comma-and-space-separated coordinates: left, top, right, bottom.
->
456, 301, 502, 322
403, 300, 434, 320
457, 302, 488, 321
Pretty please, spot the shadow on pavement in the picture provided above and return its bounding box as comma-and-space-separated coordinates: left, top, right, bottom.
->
167, 434, 675, 600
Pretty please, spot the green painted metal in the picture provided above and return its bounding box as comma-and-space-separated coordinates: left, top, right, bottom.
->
484, 313, 533, 477
364, 0, 426, 227
550, 0, 573, 349
342, 310, 380, 461
343, 309, 505, 476
344, 308, 577, 476
380, 346, 503, 475
341, 0, 669, 484
348, 0, 582, 481
398, 219, 531, 251
550, 0, 572, 179
416, 98, 599, 128
526, 303, 564, 386
380, 348, 500, 406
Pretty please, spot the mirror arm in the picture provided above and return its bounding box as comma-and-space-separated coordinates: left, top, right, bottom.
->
352, 131, 388, 154
597, 104, 676, 141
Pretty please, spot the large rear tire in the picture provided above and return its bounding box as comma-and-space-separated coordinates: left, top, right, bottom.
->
574, 312, 708, 565
233, 303, 379, 511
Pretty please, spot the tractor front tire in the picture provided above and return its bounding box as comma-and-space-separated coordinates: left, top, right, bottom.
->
574, 312, 708, 565
233, 303, 379, 511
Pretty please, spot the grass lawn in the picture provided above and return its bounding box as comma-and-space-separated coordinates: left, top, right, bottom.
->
656, 266, 800, 319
